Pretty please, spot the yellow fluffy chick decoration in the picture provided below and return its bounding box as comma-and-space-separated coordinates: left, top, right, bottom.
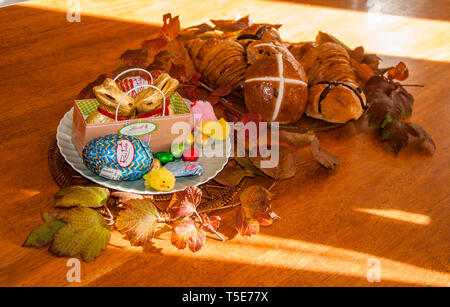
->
144, 167, 176, 192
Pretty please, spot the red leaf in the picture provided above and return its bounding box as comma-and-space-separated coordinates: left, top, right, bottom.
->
236, 208, 260, 237
141, 36, 169, 58
200, 214, 221, 233
185, 86, 199, 100
387, 62, 409, 81
171, 218, 206, 252
167, 186, 202, 219
168, 63, 189, 82
161, 13, 180, 41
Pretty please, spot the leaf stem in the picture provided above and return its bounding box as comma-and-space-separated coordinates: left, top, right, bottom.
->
195, 210, 225, 242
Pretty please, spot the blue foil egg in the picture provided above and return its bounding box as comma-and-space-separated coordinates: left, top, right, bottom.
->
82, 134, 153, 181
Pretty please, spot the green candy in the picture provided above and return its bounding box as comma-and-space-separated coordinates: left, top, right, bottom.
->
155, 152, 174, 165
171, 143, 185, 159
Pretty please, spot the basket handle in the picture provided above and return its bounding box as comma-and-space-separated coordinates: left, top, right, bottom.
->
113, 68, 153, 83
116, 84, 167, 122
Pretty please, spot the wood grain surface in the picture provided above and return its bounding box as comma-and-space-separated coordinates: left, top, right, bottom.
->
0, 0, 449, 287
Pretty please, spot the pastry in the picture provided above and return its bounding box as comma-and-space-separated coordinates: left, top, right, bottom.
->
291, 42, 367, 123
244, 41, 308, 123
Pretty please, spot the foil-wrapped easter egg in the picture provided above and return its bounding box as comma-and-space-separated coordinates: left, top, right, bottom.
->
155, 152, 174, 165
82, 134, 153, 181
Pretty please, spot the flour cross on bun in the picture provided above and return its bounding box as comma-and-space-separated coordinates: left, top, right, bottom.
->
244, 41, 308, 123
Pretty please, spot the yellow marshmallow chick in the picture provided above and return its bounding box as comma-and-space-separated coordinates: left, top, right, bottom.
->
144, 167, 176, 192
199, 118, 231, 141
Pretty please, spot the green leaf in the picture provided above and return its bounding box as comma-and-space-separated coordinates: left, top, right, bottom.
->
49, 208, 111, 262
55, 186, 110, 208
23, 213, 66, 248
115, 199, 159, 246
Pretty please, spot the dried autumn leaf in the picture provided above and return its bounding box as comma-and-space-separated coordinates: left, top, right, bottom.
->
366, 76, 414, 127
23, 213, 66, 248
141, 36, 169, 58
234, 157, 268, 177
50, 208, 111, 262
214, 160, 254, 187
171, 218, 206, 252
315, 31, 351, 53
387, 61, 409, 81
236, 186, 279, 237
167, 186, 202, 219
206, 85, 232, 105
200, 214, 221, 233
111, 191, 144, 203
310, 137, 339, 170
54, 186, 110, 208
115, 199, 159, 246
350, 46, 365, 62
211, 15, 251, 32
183, 22, 214, 35
363, 53, 382, 70
119, 49, 149, 67
250, 145, 298, 180
404, 123, 436, 154
279, 130, 315, 147
161, 13, 180, 41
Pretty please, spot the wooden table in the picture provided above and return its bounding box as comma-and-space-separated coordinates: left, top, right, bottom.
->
0, 0, 449, 287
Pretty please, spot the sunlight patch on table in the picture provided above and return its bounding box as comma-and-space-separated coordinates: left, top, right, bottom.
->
354, 208, 431, 225
23, 0, 450, 62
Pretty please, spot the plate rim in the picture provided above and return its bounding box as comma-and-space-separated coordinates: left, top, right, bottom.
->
56, 108, 231, 195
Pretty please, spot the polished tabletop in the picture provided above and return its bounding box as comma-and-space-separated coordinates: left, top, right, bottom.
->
0, 0, 449, 286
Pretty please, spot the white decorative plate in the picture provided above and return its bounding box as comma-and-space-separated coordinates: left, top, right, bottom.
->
56, 108, 231, 194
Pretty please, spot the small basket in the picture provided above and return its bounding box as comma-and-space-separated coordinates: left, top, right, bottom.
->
72, 68, 192, 155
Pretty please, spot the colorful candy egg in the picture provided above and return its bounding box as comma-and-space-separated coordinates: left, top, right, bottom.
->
82, 134, 153, 181
182, 147, 200, 162
155, 152, 174, 165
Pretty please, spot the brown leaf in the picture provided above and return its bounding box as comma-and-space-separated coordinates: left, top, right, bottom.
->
111, 191, 144, 203
214, 160, 254, 187
350, 46, 365, 62
119, 49, 149, 67
310, 137, 339, 170
279, 130, 315, 147
250, 145, 298, 180
211, 16, 251, 32
404, 123, 436, 154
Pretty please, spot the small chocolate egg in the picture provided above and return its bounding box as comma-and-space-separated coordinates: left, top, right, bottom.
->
155, 152, 175, 165
182, 147, 200, 162
170, 143, 185, 159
